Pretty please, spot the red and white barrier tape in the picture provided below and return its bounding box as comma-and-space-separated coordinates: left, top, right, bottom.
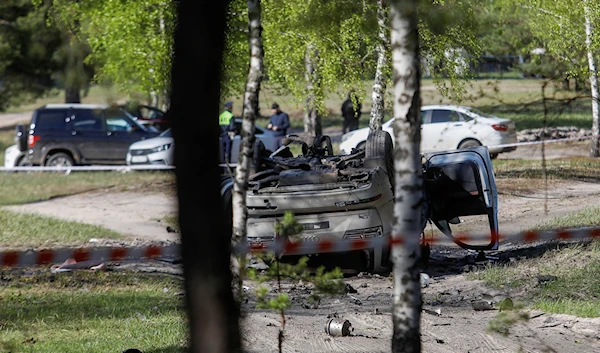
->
2, 227, 600, 268
0, 244, 180, 267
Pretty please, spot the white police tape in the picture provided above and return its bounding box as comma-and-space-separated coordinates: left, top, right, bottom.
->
0, 165, 175, 172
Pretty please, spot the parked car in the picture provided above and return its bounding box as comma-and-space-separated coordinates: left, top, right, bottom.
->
221, 130, 499, 273
120, 102, 169, 131
126, 118, 280, 166
4, 144, 27, 168
16, 103, 160, 167
340, 105, 517, 159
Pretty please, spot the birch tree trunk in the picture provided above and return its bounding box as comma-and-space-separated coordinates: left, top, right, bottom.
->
304, 43, 323, 137
584, 1, 600, 157
170, 0, 241, 351
369, 0, 389, 132
232, 0, 264, 261
389, 0, 423, 351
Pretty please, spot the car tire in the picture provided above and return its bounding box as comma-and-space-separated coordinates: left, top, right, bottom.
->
46, 152, 74, 167
356, 141, 366, 151
15, 125, 27, 152
365, 130, 395, 189
458, 139, 482, 150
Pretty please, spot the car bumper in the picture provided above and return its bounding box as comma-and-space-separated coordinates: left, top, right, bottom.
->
247, 208, 387, 255
486, 134, 518, 154
126, 150, 173, 165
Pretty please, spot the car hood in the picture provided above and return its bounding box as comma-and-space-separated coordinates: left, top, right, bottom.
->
129, 137, 174, 150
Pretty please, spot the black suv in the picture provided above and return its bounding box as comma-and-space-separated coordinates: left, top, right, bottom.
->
15, 104, 160, 166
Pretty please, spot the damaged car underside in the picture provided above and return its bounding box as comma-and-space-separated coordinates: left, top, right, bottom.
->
222, 130, 499, 273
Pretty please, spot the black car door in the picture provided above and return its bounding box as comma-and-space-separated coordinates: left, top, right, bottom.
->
70, 108, 109, 161
103, 108, 154, 161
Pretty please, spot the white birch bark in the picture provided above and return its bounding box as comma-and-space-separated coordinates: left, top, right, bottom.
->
233, 0, 264, 244
369, 0, 389, 132
304, 43, 323, 137
584, 1, 600, 157
389, 0, 423, 351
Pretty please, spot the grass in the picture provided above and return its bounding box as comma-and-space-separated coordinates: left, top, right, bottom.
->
470, 240, 600, 318
0, 210, 123, 248
533, 206, 600, 231
0, 270, 186, 353
0, 171, 175, 206
492, 156, 600, 182
2, 85, 126, 114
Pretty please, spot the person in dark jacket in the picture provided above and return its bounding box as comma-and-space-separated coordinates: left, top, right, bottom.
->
267, 103, 290, 148
341, 92, 362, 134
219, 101, 236, 163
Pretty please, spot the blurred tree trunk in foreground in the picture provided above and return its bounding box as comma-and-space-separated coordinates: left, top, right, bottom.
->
170, 0, 241, 352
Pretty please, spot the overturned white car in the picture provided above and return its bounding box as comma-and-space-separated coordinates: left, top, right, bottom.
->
222, 130, 499, 273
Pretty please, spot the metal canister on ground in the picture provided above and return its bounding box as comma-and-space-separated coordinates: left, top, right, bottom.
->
324, 318, 353, 337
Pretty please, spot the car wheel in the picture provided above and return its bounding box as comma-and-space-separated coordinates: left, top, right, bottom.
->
365, 130, 395, 189
356, 141, 366, 151
46, 152, 74, 167
458, 139, 482, 150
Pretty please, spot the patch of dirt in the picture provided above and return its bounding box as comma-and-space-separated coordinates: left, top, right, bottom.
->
2, 190, 180, 242
240, 262, 600, 353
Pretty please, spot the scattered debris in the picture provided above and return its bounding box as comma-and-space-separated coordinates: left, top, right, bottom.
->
471, 300, 495, 311
360, 283, 368, 288
51, 258, 106, 273
324, 318, 353, 337
436, 338, 445, 344
242, 285, 250, 292
373, 308, 381, 315
90, 263, 107, 272
423, 307, 442, 316
267, 323, 276, 327
537, 275, 558, 285
166, 226, 179, 233
357, 272, 373, 279
344, 283, 358, 294
327, 312, 339, 319
420, 273, 430, 288
88, 238, 99, 243
348, 295, 362, 305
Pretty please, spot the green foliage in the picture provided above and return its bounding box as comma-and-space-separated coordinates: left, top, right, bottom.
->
46, 0, 175, 105
312, 266, 345, 294
418, 0, 482, 101
256, 287, 292, 311
0, 0, 66, 110
488, 307, 529, 336
274, 211, 304, 240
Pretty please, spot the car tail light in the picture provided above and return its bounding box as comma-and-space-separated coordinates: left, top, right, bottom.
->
492, 124, 508, 132
28, 134, 40, 147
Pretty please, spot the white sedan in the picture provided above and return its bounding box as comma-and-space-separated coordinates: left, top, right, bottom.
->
340, 105, 517, 158
126, 119, 280, 166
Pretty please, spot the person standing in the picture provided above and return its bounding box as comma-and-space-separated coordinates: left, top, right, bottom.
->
267, 103, 290, 148
219, 101, 235, 163
341, 92, 362, 134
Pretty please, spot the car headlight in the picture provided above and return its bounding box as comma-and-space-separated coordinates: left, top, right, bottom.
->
341, 131, 355, 142
150, 143, 172, 153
